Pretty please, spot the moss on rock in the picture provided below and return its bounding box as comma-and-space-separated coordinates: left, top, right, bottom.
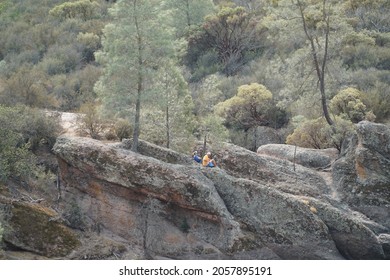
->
3, 201, 80, 257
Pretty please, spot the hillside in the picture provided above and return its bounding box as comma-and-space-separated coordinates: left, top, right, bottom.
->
0, 0, 390, 260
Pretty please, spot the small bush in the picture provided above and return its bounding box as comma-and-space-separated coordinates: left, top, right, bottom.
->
115, 119, 133, 141
0, 105, 60, 182
286, 116, 355, 152
330, 87, 375, 123
78, 102, 105, 139
180, 218, 190, 233
103, 126, 118, 141
63, 200, 85, 230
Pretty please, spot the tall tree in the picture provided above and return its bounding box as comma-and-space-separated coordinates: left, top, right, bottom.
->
167, 0, 214, 28
148, 60, 196, 151
204, 6, 267, 75
295, 0, 333, 125
184, 5, 268, 77
265, 0, 341, 125
95, 0, 175, 152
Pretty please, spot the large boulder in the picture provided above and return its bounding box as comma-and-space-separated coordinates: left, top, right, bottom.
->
201, 169, 342, 259
53, 136, 243, 259
213, 143, 331, 199
0, 196, 80, 257
333, 121, 390, 230
306, 198, 384, 259
52, 136, 387, 259
117, 138, 193, 165
243, 126, 282, 151
257, 144, 338, 170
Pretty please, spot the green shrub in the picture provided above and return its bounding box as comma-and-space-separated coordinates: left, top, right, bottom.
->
330, 87, 375, 123
216, 83, 288, 130
63, 200, 85, 231
0, 129, 35, 182
115, 119, 133, 141
286, 116, 355, 151
78, 102, 105, 139
0, 105, 59, 182
364, 82, 390, 122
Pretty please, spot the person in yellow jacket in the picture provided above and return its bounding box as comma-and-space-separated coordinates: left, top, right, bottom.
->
202, 152, 217, 167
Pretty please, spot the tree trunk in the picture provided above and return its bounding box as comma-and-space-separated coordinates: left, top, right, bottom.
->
132, 0, 143, 152
297, 0, 333, 126
203, 133, 207, 157
166, 104, 170, 149
185, 0, 191, 27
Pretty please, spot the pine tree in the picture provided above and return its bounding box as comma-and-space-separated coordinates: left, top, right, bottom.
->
95, 0, 176, 152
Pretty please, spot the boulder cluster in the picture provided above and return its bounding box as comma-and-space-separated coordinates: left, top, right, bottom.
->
1, 121, 389, 259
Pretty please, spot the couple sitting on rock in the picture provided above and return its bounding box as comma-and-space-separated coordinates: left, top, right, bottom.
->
193, 151, 217, 167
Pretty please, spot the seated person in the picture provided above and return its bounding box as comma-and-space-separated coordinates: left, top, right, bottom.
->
202, 152, 217, 167
192, 151, 201, 163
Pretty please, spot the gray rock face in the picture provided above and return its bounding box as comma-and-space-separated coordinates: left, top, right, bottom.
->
53, 137, 242, 258
333, 121, 390, 231
117, 138, 194, 165
257, 144, 338, 169
307, 198, 384, 259
378, 234, 390, 259
0, 196, 80, 257
201, 169, 342, 259
244, 126, 282, 151
214, 143, 331, 198
49, 131, 389, 259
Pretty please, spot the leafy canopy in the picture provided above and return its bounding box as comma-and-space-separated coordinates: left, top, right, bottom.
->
216, 83, 287, 130
0, 105, 59, 182
330, 87, 375, 123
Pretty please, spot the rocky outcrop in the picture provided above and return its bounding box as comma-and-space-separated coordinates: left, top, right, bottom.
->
257, 144, 338, 169
213, 143, 331, 199
201, 169, 342, 259
47, 130, 388, 259
378, 234, 390, 259
333, 121, 390, 230
53, 137, 243, 259
117, 138, 193, 165
242, 126, 282, 151
0, 196, 80, 257
306, 198, 384, 259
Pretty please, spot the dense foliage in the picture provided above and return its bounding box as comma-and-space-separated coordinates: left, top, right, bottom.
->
0, 0, 389, 155
0, 105, 59, 182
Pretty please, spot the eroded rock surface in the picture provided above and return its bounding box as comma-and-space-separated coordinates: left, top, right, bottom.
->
0, 196, 80, 257
48, 124, 389, 259
257, 144, 338, 169
2, 121, 388, 260
333, 121, 390, 230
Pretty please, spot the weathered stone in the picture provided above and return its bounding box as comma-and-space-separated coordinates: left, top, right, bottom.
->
214, 143, 331, 198
333, 121, 390, 230
307, 198, 384, 259
0, 196, 80, 258
243, 126, 282, 151
257, 144, 338, 169
67, 234, 138, 260
53, 136, 243, 258
117, 138, 194, 165
53, 137, 343, 259
201, 168, 343, 259
378, 234, 390, 259
51, 134, 389, 260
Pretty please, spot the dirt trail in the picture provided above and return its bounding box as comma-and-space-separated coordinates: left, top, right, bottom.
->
47, 111, 82, 137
